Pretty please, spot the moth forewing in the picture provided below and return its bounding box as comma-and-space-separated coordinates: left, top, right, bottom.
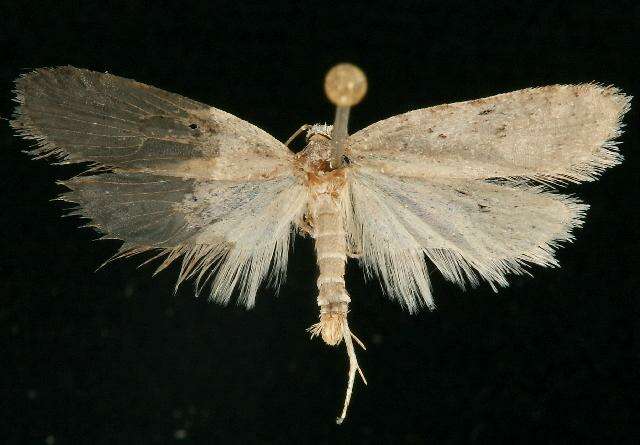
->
11, 66, 294, 179
346, 84, 630, 184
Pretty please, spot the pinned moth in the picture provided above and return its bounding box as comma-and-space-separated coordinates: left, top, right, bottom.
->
11, 63, 630, 423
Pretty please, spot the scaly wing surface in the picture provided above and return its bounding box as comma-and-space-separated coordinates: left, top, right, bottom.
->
346, 171, 587, 311
344, 84, 630, 309
346, 85, 630, 184
12, 66, 306, 306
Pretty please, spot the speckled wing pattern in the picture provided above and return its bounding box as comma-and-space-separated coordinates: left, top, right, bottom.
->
345, 85, 630, 310
11, 67, 306, 307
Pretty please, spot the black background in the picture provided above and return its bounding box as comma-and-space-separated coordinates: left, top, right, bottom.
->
1, 1, 639, 444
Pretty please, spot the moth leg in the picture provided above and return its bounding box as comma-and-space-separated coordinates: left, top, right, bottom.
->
296, 214, 315, 237
284, 124, 312, 146
336, 320, 367, 425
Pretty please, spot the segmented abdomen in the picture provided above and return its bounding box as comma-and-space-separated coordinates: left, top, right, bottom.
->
314, 192, 349, 304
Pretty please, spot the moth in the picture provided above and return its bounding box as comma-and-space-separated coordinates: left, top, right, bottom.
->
11, 63, 631, 423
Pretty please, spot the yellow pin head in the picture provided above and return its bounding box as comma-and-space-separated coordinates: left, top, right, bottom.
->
324, 63, 368, 107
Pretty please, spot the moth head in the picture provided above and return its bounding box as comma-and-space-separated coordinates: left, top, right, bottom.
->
306, 123, 333, 141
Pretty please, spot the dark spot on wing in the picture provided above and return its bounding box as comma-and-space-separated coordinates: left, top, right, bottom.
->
140, 115, 193, 138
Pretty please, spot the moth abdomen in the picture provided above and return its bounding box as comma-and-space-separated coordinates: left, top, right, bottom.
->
309, 192, 350, 346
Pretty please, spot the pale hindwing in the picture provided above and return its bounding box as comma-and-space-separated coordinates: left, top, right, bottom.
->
347, 85, 630, 184
346, 170, 587, 311
62, 174, 307, 307
12, 66, 305, 306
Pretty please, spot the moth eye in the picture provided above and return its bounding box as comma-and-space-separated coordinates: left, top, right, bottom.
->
342, 155, 351, 165
188, 123, 198, 129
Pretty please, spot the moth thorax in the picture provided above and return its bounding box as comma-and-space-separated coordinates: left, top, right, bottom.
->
306, 123, 333, 140
317, 302, 348, 345
298, 134, 337, 175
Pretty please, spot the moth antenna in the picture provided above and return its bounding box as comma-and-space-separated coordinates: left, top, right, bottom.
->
284, 124, 312, 147
324, 63, 367, 169
336, 320, 367, 425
